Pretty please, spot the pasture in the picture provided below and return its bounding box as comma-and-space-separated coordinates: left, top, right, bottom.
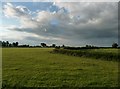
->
2, 48, 119, 88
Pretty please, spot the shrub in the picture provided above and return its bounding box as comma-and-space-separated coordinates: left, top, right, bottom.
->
52, 49, 119, 61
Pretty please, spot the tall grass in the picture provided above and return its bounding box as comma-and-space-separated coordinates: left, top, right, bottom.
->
53, 48, 119, 61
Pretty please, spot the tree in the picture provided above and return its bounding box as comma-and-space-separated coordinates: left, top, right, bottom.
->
12, 42, 16, 47
55, 46, 60, 49
0, 41, 2, 47
15, 42, 19, 47
41, 43, 46, 47
52, 44, 56, 47
9, 43, 12, 47
112, 43, 118, 48
2, 41, 6, 47
6, 41, 9, 47
86, 45, 92, 48
12, 42, 19, 47
62, 45, 65, 48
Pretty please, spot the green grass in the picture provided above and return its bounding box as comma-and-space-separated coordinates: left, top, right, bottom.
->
53, 48, 119, 61
2, 48, 119, 88
0, 48, 2, 89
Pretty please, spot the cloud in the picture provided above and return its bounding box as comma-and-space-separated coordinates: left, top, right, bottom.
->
2, 2, 118, 46
3, 3, 30, 18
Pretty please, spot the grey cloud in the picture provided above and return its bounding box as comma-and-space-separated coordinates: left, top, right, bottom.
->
3, 2, 118, 46
3, 3, 30, 18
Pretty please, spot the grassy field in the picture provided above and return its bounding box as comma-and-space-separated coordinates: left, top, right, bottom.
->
53, 48, 119, 61
2, 48, 119, 88
0, 48, 2, 89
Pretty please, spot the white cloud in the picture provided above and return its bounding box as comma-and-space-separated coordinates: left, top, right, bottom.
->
2, 2, 118, 46
3, 3, 30, 18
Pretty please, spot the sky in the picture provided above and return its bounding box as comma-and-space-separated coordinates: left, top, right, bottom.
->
0, 1, 118, 47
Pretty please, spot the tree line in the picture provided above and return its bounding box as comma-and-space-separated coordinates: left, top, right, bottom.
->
0, 41, 119, 48
0, 41, 58, 48
0, 41, 19, 47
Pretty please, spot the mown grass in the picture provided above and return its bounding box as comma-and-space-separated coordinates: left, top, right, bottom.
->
53, 48, 119, 61
2, 48, 119, 88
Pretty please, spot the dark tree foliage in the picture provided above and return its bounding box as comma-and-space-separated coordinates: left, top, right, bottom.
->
1, 41, 19, 47
62, 45, 65, 48
19, 45, 29, 47
112, 43, 118, 48
41, 43, 47, 47
12, 42, 16, 47
0, 40, 119, 49
9, 43, 12, 47
55, 46, 60, 49
52, 44, 56, 47
64, 45, 99, 50
2, 41, 7, 47
0, 41, 2, 47
6, 41, 9, 47
15, 42, 19, 47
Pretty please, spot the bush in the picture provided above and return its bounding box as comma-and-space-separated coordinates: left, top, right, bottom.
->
52, 49, 119, 61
